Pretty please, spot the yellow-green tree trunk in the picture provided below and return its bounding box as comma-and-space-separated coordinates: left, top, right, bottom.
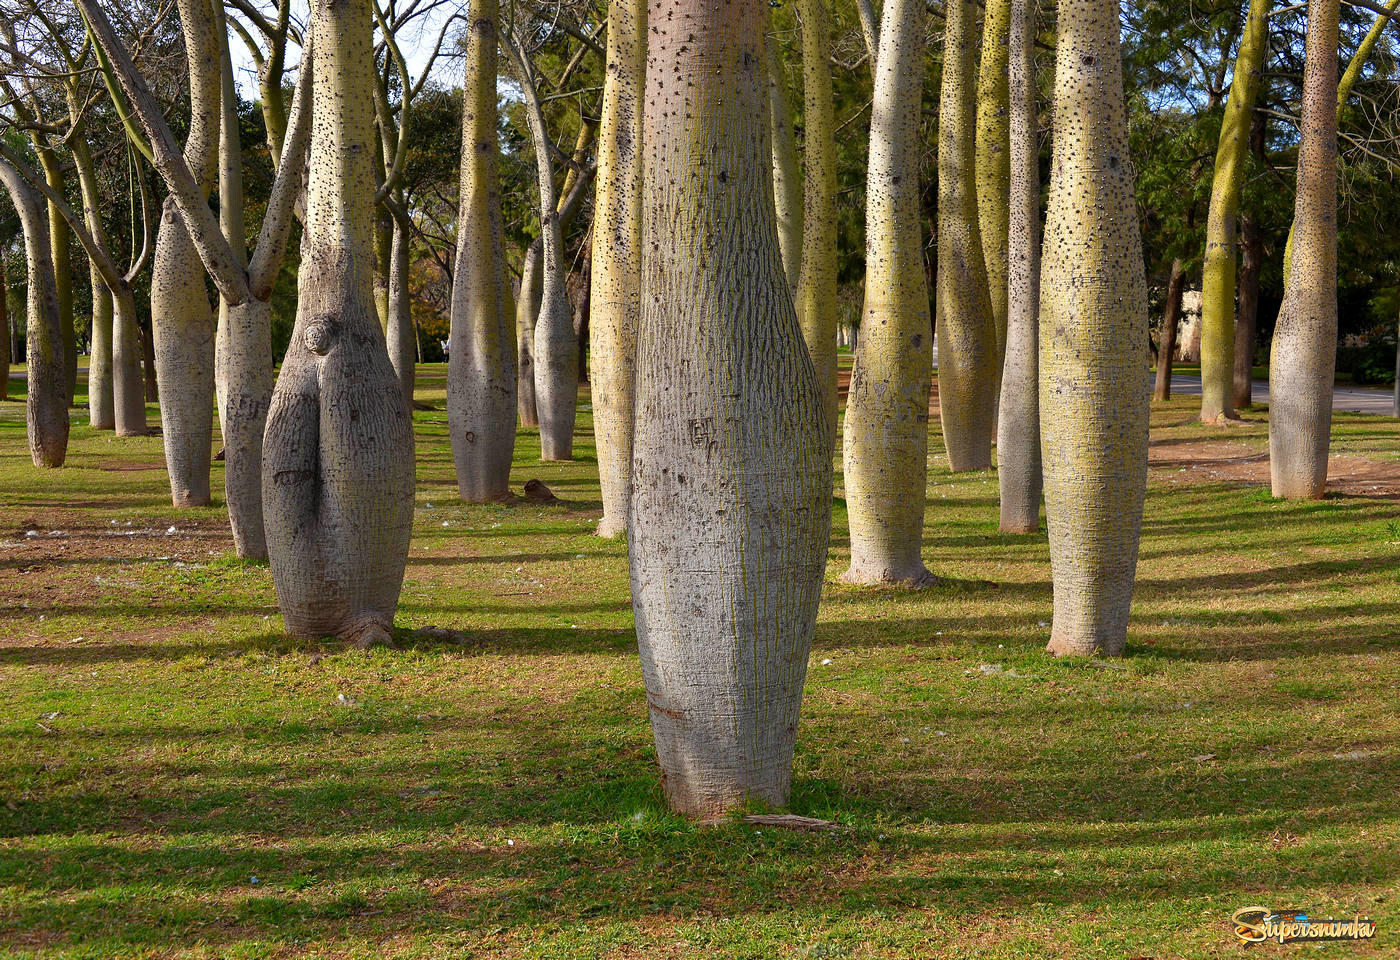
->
630, 0, 832, 818
937, 0, 998, 471
796, 0, 840, 444
1269, 0, 1338, 499
1040, 0, 1150, 657
1197, 0, 1268, 424
590, 0, 645, 536
841, 0, 935, 585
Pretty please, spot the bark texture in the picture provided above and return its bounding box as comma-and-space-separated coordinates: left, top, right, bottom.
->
387, 218, 415, 405
590, 0, 645, 536
263, 0, 415, 646
88, 284, 115, 429
796, 0, 840, 444
996, 0, 1041, 534
1040, 0, 1150, 658
975, 0, 1012, 373
937, 0, 998, 470
1197, 0, 1268, 423
448, 0, 517, 502
841, 0, 934, 585
1269, 0, 1338, 499
36, 151, 76, 406
0, 267, 8, 400
631, 0, 833, 818
0, 161, 68, 467
1152, 258, 1185, 401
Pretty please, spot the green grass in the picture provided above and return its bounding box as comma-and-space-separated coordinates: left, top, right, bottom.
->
2, 363, 1399, 958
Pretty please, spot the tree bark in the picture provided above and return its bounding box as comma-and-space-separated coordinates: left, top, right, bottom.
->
976, 0, 1012, 378
996, 0, 1041, 534
68, 135, 117, 429
0, 266, 8, 400
767, 32, 803, 294
262, 0, 415, 647
516, 240, 542, 428
0, 160, 68, 467
590, 0, 645, 536
795, 0, 840, 446
387, 215, 415, 406
937, 0, 998, 471
35, 150, 76, 407
1040, 0, 1150, 657
1234, 211, 1262, 409
841, 0, 934, 585
631, 0, 832, 818
1269, 0, 1338, 500
1152, 258, 1185, 401
448, 0, 517, 503
152, 0, 221, 500
1198, 0, 1268, 423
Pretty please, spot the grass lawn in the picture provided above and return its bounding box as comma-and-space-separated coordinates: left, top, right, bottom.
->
2, 361, 1398, 958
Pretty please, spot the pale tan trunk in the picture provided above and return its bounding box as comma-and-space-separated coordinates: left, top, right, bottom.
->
841, 0, 934, 585
937, 0, 998, 471
387, 216, 414, 406
590, 0, 645, 536
996, 0, 1041, 533
88, 284, 115, 429
35, 151, 76, 406
976, 0, 1012, 375
1040, 0, 1150, 657
263, 0, 415, 647
1269, 0, 1338, 499
632, 0, 832, 818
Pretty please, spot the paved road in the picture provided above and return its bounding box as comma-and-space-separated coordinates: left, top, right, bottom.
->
1166, 374, 1395, 415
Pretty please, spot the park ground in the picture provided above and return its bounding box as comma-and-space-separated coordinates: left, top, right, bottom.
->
1, 359, 1399, 959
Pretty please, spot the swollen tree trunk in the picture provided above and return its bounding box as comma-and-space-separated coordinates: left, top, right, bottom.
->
0, 161, 68, 467
590, 0, 645, 536
448, 0, 516, 502
768, 33, 803, 293
153, 0, 221, 499
1152, 258, 1185, 401
1198, 0, 1268, 423
632, 0, 832, 818
841, 0, 934, 585
976, 0, 1012, 376
516, 240, 541, 428
1040, 0, 1150, 658
1234, 211, 1262, 409
1269, 0, 1338, 500
796, 0, 839, 444
263, 0, 415, 647
937, 0, 998, 471
996, 0, 1041, 533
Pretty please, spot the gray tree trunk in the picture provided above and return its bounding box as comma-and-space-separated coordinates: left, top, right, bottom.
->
631, 0, 833, 818
88, 283, 115, 429
263, 0, 415, 647
1269, 0, 1338, 499
516, 240, 542, 428
0, 160, 68, 467
447, 0, 517, 503
996, 0, 1041, 533
1234, 211, 1262, 410
388, 216, 415, 406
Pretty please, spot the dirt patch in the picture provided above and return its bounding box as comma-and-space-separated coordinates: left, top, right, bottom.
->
1149, 437, 1400, 498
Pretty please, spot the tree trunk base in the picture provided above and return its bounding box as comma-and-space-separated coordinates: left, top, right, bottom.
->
999, 519, 1039, 534
1046, 631, 1125, 658
341, 614, 396, 650
595, 515, 626, 539
840, 560, 937, 588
